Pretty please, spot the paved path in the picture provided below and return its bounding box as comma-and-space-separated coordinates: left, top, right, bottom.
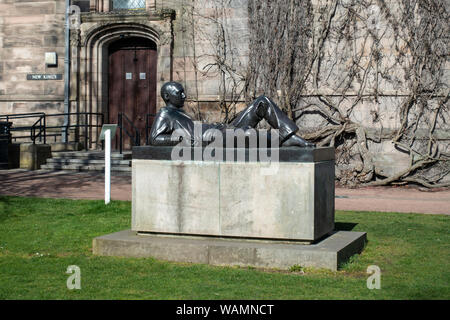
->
335, 186, 450, 215
0, 170, 131, 201
0, 169, 449, 215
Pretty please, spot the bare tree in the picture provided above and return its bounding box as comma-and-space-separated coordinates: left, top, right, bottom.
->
246, 0, 449, 188
185, 0, 247, 123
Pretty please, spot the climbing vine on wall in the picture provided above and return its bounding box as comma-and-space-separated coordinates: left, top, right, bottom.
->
184, 0, 247, 123
246, 0, 449, 188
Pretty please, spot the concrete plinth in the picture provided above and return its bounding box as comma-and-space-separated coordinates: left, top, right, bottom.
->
132, 147, 335, 242
93, 230, 367, 271
93, 145, 366, 270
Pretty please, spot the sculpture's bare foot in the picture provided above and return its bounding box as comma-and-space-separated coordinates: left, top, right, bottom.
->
282, 134, 316, 148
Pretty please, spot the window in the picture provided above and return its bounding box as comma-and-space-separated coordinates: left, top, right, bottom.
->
112, 0, 146, 10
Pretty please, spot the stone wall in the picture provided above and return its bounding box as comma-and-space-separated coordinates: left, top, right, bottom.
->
0, 0, 66, 135
1, 0, 448, 186
159, 0, 250, 122
0, 0, 248, 138
1, 1, 446, 127
162, 0, 449, 185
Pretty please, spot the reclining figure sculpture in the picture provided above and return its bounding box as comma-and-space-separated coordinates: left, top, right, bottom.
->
150, 81, 315, 148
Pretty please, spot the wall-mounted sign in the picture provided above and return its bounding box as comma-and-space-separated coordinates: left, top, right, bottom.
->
27, 74, 63, 80
45, 52, 57, 67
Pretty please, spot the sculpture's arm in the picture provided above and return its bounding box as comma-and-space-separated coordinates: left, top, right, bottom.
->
151, 134, 182, 146
150, 113, 180, 146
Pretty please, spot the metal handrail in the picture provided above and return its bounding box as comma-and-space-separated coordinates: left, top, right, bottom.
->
45, 112, 104, 150
30, 116, 46, 144
0, 112, 104, 150
118, 112, 141, 154
0, 113, 46, 144
1, 113, 46, 142
0, 112, 46, 121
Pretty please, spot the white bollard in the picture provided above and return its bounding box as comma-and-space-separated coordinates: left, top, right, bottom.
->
105, 129, 111, 205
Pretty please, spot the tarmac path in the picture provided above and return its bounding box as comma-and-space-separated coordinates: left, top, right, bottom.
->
0, 169, 449, 215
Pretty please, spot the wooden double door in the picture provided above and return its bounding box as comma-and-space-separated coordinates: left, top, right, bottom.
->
108, 37, 157, 150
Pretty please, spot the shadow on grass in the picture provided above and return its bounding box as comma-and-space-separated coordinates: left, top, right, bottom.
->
335, 222, 358, 231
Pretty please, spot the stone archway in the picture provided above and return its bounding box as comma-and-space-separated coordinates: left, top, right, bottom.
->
70, 13, 173, 149
108, 36, 157, 150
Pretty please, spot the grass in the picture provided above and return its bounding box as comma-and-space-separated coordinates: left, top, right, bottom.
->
0, 196, 449, 299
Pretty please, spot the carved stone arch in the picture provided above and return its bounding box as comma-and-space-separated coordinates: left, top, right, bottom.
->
73, 18, 173, 149
81, 21, 164, 47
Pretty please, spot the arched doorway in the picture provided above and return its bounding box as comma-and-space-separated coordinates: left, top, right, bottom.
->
108, 36, 157, 150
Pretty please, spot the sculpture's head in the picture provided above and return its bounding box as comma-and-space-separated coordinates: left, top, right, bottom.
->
161, 82, 186, 108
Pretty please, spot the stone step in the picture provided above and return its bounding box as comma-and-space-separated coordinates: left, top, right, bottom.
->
40, 163, 132, 172
42, 150, 133, 173
50, 142, 83, 152
51, 151, 132, 160
47, 158, 131, 166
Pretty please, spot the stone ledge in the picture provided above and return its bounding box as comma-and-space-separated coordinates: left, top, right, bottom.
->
93, 230, 366, 271
132, 146, 334, 163
19, 143, 51, 170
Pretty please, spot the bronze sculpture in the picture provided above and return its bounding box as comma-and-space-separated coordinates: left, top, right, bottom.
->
150, 82, 315, 148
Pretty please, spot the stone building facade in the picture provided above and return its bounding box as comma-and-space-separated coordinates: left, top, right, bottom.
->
0, 0, 448, 185
0, 1, 67, 119
0, 0, 249, 148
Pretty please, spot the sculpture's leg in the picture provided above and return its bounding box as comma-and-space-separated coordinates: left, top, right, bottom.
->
231, 96, 314, 147
231, 96, 298, 140
281, 134, 315, 147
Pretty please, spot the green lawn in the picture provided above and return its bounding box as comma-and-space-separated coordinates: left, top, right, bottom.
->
0, 196, 448, 299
